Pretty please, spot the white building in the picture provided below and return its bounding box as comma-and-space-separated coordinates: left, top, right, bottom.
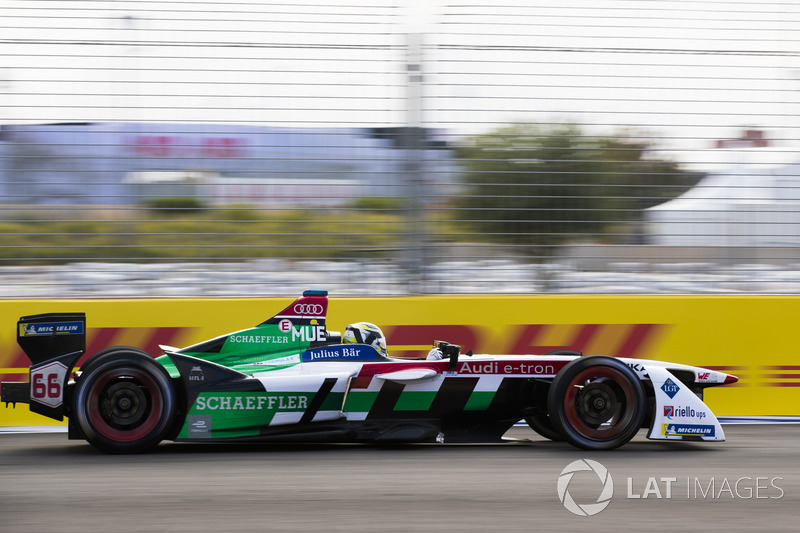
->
646, 159, 800, 247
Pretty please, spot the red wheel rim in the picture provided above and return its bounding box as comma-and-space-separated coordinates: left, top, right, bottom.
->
561, 366, 638, 441
86, 367, 164, 443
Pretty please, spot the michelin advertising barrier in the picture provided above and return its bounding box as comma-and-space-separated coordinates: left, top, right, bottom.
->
0, 295, 796, 426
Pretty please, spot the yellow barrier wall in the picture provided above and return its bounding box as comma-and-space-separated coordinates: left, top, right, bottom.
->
1, 295, 796, 426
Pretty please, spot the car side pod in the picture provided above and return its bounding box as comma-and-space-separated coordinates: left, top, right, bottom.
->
645, 365, 725, 442
164, 350, 254, 394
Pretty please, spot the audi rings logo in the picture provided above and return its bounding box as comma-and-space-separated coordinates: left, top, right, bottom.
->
293, 303, 324, 315
557, 459, 614, 516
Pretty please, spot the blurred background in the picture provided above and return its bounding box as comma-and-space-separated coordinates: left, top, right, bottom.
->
1, 0, 799, 297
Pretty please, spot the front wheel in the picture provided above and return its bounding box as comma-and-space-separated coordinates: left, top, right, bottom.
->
547, 355, 645, 450
73, 347, 177, 454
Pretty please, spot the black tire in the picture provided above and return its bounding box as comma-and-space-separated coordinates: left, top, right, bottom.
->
524, 412, 563, 441
547, 355, 645, 450
73, 347, 176, 454
543, 350, 582, 356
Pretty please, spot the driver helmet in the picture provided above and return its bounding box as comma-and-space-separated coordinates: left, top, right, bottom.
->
343, 322, 388, 357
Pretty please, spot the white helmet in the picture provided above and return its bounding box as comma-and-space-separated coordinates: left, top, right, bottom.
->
343, 322, 388, 357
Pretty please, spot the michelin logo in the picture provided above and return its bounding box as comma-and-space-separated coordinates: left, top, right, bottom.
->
662, 423, 715, 437
19, 321, 84, 336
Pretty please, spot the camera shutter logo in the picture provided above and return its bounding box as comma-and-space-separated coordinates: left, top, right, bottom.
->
557, 459, 614, 516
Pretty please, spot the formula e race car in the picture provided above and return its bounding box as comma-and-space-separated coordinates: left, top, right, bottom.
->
1, 291, 738, 453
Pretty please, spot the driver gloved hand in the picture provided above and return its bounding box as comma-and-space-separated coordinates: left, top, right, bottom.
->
426, 347, 444, 361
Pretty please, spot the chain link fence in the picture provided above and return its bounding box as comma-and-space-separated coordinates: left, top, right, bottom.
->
1, 0, 799, 297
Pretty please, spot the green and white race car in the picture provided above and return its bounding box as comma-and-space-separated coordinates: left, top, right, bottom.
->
1, 290, 737, 453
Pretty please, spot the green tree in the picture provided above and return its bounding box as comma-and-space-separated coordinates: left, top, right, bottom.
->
454, 123, 702, 248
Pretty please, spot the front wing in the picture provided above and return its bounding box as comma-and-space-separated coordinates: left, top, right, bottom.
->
645, 365, 725, 441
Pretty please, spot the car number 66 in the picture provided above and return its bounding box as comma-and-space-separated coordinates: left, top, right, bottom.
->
30, 361, 68, 407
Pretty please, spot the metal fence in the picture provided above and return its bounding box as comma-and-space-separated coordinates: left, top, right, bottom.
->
1, 0, 799, 297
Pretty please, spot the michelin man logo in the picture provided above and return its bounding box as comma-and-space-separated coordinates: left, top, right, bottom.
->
557, 459, 613, 516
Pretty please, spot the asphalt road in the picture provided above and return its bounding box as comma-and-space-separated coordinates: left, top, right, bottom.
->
0, 426, 797, 532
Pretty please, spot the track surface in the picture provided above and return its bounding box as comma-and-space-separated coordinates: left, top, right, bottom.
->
1, 426, 798, 532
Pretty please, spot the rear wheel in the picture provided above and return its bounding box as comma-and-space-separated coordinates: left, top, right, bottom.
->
73, 347, 176, 453
548, 355, 645, 450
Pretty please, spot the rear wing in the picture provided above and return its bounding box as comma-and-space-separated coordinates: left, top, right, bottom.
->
1, 313, 86, 420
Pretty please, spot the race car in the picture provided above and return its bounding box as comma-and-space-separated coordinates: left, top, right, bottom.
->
1, 290, 737, 453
